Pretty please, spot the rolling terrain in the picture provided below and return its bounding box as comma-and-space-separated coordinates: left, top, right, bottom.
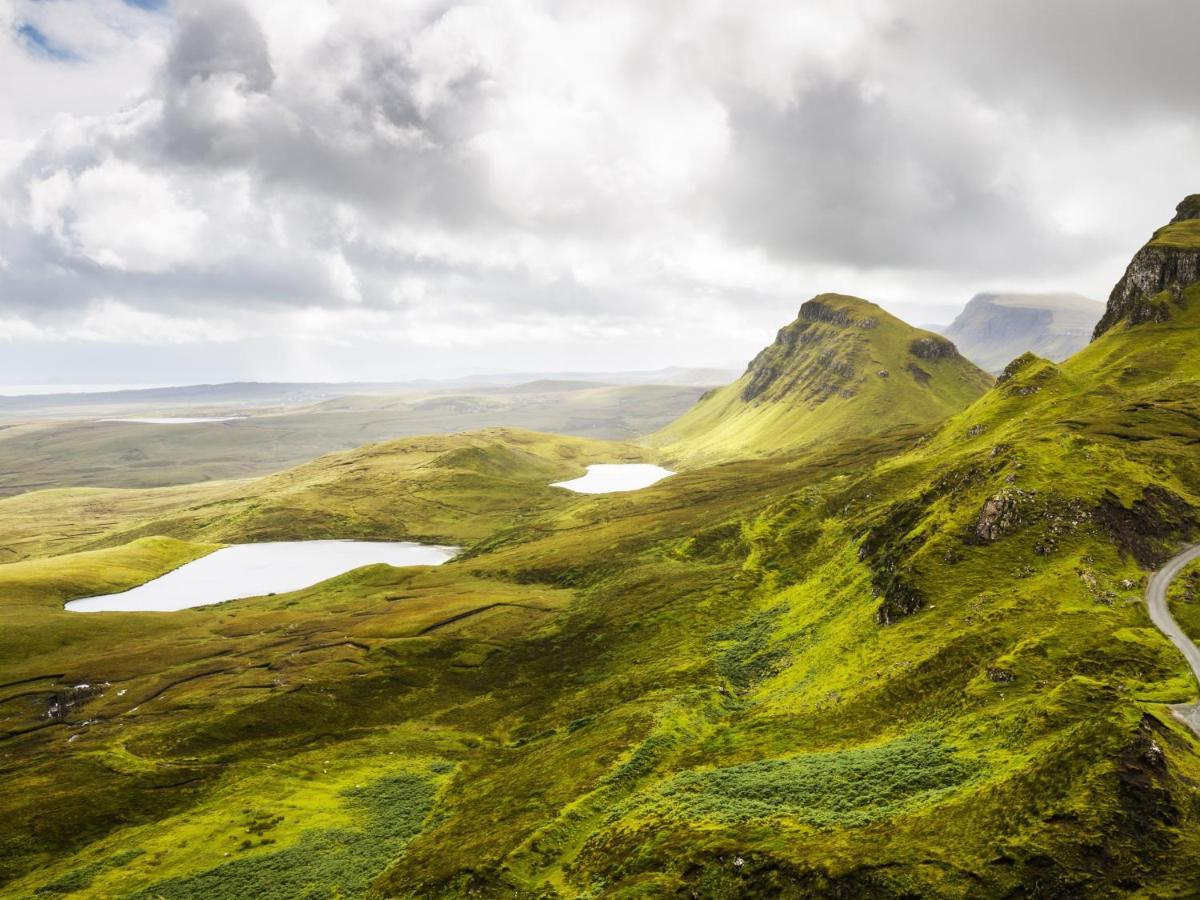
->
0, 381, 708, 498
1, 196, 1200, 897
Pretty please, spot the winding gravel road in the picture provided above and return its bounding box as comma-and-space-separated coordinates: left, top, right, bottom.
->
1145, 545, 1200, 734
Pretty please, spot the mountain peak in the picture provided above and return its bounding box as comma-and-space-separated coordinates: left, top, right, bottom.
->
1170, 194, 1200, 223
1093, 194, 1200, 339
653, 294, 991, 463
798, 293, 885, 327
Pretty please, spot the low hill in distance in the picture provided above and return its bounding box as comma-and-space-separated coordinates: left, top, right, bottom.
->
941, 292, 1104, 372
0, 368, 738, 418
653, 293, 993, 465
0, 381, 707, 498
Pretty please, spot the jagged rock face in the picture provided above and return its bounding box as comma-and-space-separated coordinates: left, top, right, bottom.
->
740, 298, 872, 403
1172, 194, 1200, 223
1094, 195, 1200, 339
799, 299, 877, 329
909, 336, 961, 361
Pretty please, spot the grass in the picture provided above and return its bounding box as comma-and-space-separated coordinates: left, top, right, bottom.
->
652, 293, 993, 466
3, 244, 1200, 894
655, 731, 978, 826
1167, 558, 1200, 642
1148, 218, 1200, 249
129, 771, 439, 899
0, 382, 707, 498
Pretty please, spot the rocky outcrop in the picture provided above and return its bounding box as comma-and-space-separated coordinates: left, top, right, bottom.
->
798, 298, 877, 329
996, 352, 1039, 384
1094, 486, 1197, 568
1093, 195, 1200, 339
974, 492, 1024, 542
45, 682, 107, 721
909, 336, 961, 361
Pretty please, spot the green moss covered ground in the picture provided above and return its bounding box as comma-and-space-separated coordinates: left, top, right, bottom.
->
3, 220, 1200, 896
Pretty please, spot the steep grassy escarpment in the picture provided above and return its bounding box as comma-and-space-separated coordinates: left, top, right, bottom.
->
653, 294, 992, 465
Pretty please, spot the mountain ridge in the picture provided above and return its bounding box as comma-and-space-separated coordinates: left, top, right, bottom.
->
653, 293, 992, 464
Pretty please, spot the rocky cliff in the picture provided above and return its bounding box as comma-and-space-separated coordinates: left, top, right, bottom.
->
1093, 194, 1200, 338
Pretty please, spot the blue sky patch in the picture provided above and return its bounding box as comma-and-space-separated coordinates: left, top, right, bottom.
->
15, 22, 79, 62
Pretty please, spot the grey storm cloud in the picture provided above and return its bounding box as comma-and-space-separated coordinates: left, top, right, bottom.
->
892, 0, 1200, 123
0, 0, 1197, 382
167, 0, 275, 93
712, 81, 1064, 274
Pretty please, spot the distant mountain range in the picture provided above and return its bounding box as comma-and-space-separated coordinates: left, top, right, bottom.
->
938, 292, 1104, 372
0, 367, 739, 414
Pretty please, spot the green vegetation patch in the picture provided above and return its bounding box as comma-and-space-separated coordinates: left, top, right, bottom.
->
35, 850, 143, 895
133, 772, 437, 900
1149, 219, 1200, 249
1168, 558, 1200, 644
658, 732, 979, 827
712, 604, 789, 690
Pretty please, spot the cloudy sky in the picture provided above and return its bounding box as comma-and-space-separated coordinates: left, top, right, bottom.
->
0, 0, 1196, 385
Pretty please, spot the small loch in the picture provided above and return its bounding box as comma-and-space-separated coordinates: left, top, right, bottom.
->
551, 464, 675, 494
65, 540, 458, 612
101, 416, 249, 424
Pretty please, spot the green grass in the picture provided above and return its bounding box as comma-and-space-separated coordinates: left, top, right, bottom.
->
4, 231, 1200, 895
1148, 218, 1200, 249
1167, 558, 1200, 642
652, 732, 978, 826
130, 771, 438, 900
652, 293, 992, 466
0, 382, 706, 498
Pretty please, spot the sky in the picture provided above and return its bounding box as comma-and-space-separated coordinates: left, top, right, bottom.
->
0, 0, 1197, 385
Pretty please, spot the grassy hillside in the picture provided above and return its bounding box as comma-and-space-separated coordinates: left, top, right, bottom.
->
3, 201, 1200, 897
653, 294, 992, 466
0, 382, 705, 498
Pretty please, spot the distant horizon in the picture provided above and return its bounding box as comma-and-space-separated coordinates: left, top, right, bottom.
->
0, 364, 748, 397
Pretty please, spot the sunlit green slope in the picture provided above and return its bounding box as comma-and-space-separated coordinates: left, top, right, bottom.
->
653, 293, 993, 465
4, 199, 1200, 898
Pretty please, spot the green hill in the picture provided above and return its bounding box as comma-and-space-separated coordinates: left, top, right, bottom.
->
4, 199, 1200, 897
653, 293, 993, 464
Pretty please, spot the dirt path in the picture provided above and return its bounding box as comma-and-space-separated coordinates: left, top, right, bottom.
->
1145, 545, 1200, 734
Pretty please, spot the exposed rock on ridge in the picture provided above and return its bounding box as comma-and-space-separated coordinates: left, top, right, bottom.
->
1094, 194, 1200, 338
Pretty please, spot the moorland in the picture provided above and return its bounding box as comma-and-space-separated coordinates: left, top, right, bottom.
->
2, 196, 1200, 898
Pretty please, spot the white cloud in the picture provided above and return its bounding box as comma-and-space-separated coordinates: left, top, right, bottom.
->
0, 0, 1197, 383
54, 159, 207, 271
